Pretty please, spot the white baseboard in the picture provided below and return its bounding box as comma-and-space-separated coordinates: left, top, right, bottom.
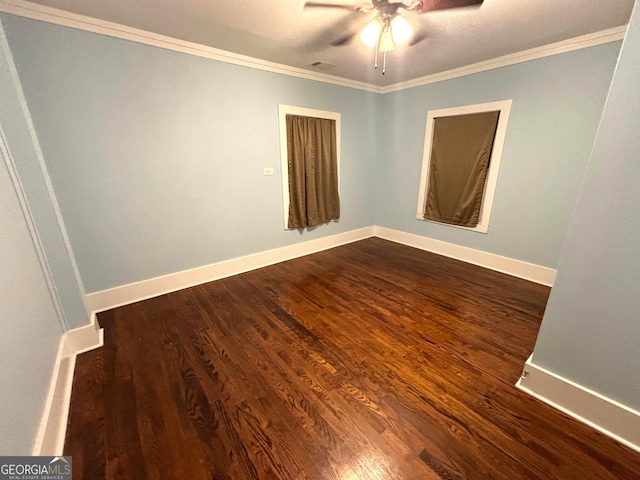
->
373, 226, 556, 286
66, 313, 104, 355
86, 226, 557, 313
516, 355, 640, 453
86, 227, 375, 312
31, 335, 73, 456
32, 314, 104, 456
36, 228, 639, 458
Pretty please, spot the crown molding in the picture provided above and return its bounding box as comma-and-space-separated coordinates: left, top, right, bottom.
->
380, 26, 627, 93
0, 0, 383, 93
0, 0, 627, 95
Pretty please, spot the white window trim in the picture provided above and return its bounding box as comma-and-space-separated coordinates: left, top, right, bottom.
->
416, 99, 512, 234
278, 104, 341, 230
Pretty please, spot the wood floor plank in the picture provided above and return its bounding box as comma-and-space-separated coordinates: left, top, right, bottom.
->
64, 238, 640, 479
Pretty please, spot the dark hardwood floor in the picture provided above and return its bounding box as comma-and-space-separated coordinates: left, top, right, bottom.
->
64, 238, 640, 479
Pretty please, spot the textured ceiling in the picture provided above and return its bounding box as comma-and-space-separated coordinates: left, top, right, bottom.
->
20, 0, 636, 86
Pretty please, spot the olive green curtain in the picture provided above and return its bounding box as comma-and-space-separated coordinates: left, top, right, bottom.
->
424, 111, 500, 227
286, 115, 340, 229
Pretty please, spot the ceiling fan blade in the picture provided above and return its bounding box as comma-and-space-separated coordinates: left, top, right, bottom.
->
409, 31, 429, 46
329, 11, 377, 46
418, 0, 483, 14
331, 31, 359, 46
302, 10, 375, 51
304, 1, 370, 12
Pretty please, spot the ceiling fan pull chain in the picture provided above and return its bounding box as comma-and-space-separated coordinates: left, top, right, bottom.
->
304, 0, 487, 76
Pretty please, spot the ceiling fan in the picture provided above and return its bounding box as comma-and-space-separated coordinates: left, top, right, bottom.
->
304, 0, 484, 74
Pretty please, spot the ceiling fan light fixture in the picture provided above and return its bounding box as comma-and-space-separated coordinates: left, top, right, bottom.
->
391, 15, 413, 44
304, 0, 486, 76
360, 20, 382, 47
379, 23, 396, 52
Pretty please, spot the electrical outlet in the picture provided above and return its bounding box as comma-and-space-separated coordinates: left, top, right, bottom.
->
263, 167, 274, 176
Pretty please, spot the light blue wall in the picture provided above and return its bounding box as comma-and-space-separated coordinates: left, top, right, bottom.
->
0, 123, 61, 456
2, 15, 378, 293
1, 9, 636, 451
532, 2, 640, 410
1, 8, 635, 455
0, 19, 87, 330
0, 15, 623, 296
375, 43, 621, 268
0, 19, 85, 455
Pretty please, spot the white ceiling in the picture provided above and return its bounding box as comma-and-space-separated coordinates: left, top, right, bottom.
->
20, 0, 636, 86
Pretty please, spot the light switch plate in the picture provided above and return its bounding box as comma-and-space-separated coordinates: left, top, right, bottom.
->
263, 167, 274, 176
